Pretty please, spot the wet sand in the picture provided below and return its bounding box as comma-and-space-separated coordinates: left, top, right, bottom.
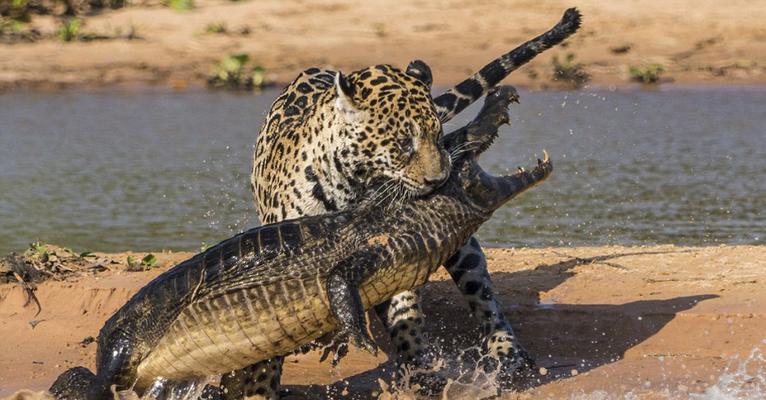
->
1, 0, 766, 90
1, 245, 763, 399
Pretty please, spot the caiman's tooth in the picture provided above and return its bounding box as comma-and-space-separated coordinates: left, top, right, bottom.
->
543, 149, 550, 162
517, 166, 525, 173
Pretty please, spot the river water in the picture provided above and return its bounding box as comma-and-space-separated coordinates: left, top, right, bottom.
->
0, 87, 763, 254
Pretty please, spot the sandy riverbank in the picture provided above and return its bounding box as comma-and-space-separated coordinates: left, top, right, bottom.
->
1, 0, 766, 91
1, 245, 763, 399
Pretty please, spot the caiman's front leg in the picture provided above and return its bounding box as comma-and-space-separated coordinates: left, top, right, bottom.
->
444, 237, 534, 386
321, 273, 379, 365
320, 252, 381, 365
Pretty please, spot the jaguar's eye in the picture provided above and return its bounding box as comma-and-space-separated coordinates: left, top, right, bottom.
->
398, 137, 414, 154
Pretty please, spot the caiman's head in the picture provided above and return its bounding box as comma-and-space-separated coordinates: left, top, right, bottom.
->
441, 86, 553, 214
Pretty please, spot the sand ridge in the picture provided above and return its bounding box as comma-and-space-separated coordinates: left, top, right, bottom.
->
0, 245, 763, 398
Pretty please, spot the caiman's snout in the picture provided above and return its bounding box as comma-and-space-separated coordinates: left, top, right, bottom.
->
442, 84, 552, 213
464, 150, 553, 213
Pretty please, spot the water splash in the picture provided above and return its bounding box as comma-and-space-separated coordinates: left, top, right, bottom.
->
376, 345, 510, 400
374, 342, 766, 400
690, 342, 766, 400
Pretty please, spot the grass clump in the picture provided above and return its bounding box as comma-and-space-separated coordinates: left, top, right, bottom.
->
629, 64, 665, 84
204, 21, 227, 34
372, 22, 386, 38
127, 253, 159, 271
3, 0, 30, 22
0, 18, 22, 35
166, 0, 194, 12
58, 18, 80, 42
551, 52, 590, 88
208, 53, 266, 91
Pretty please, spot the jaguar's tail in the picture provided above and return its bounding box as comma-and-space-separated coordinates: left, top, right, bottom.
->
434, 7, 582, 123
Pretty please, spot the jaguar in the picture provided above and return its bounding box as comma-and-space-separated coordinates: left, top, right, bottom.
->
227, 8, 582, 399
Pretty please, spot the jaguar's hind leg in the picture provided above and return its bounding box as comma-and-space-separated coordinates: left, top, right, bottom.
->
219, 357, 282, 400
444, 236, 535, 388
374, 290, 446, 394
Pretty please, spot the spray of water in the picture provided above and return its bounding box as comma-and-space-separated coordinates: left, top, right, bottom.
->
374, 341, 766, 400
690, 341, 766, 400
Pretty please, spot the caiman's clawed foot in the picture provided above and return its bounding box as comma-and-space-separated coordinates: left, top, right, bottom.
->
319, 327, 378, 366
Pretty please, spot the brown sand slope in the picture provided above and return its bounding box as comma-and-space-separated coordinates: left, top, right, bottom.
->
1, 0, 765, 90
0, 245, 763, 398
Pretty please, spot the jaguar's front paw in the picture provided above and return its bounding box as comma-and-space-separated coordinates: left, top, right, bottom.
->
402, 369, 447, 396
498, 345, 536, 386
395, 349, 447, 395
482, 332, 536, 389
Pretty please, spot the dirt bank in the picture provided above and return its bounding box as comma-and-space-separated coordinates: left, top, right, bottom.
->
0, 245, 763, 399
1, 0, 766, 91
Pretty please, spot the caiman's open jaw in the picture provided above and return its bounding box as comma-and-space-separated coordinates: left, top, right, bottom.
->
439, 84, 551, 213
464, 150, 552, 214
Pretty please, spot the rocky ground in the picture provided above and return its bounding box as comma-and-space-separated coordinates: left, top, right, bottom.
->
1, 245, 763, 399
1, 0, 766, 90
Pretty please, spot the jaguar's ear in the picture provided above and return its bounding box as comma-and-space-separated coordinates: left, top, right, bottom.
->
335, 71, 357, 113
406, 59, 433, 88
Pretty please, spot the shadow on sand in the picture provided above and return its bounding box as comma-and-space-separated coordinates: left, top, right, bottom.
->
284, 250, 716, 399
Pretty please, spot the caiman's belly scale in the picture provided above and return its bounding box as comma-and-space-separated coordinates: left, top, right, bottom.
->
135, 257, 434, 384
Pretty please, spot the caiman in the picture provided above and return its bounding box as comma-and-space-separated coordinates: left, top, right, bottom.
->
49, 86, 552, 399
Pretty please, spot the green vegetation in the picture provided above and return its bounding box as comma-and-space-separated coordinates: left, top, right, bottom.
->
629, 64, 665, 84
58, 18, 81, 42
208, 53, 267, 91
166, 0, 194, 12
3, 0, 30, 22
28, 241, 47, 258
127, 253, 159, 271
79, 251, 96, 259
551, 52, 590, 88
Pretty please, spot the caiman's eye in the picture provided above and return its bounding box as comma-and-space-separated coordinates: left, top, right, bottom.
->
398, 137, 414, 154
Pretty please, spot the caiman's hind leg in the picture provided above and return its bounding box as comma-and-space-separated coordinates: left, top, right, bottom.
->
444, 237, 535, 386
49, 367, 100, 400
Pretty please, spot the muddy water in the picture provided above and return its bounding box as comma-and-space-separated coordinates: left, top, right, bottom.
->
0, 87, 764, 254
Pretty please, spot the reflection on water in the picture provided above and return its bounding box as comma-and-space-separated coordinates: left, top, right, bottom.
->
0, 87, 763, 254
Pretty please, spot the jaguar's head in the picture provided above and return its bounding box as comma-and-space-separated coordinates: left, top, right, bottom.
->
333, 62, 450, 198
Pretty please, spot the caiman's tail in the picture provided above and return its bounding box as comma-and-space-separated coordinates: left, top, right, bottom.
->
434, 7, 582, 122
49, 367, 101, 400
